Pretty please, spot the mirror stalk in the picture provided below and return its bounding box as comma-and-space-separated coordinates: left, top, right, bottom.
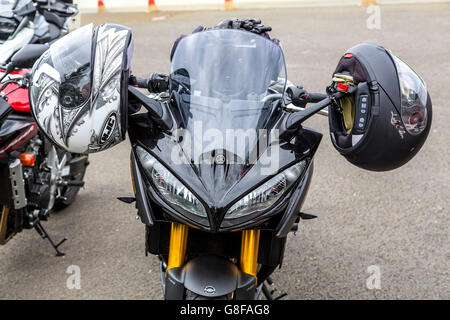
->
0, 63, 15, 83
128, 85, 173, 131
279, 92, 345, 140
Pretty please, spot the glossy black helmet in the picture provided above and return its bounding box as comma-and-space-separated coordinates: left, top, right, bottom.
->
328, 43, 432, 171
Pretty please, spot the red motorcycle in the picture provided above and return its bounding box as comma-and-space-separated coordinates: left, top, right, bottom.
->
0, 45, 88, 255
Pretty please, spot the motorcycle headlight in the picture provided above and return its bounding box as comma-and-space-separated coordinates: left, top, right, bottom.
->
136, 146, 208, 223
224, 160, 307, 222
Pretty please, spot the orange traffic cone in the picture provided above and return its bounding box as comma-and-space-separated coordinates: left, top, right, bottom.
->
224, 0, 237, 11
97, 0, 107, 13
359, 0, 379, 5
147, 0, 159, 13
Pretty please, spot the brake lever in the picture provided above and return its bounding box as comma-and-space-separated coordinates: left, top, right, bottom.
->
279, 91, 345, 140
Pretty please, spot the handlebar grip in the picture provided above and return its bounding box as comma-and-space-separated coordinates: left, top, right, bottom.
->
132, 77, 149, 89
287, 86, 309, 107
149, 72, 169, 93
307, 93, 328, 103
129, 74, 169, 93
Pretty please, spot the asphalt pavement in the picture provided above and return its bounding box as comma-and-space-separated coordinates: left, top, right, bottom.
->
0, 3, 449, 299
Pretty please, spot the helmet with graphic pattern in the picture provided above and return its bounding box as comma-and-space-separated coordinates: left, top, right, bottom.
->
29, 23, 133, 153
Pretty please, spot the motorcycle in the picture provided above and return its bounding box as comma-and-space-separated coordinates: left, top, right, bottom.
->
28, 22, 432, 298
0, 0, 78, 66
0, 44, 88, 255
0, 0, 82, 254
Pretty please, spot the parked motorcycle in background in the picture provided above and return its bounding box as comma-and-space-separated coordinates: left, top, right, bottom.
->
0, 0, 79, 66
0, 16, 87, 256
0, 0, 79, 115
0, 0, 84, 255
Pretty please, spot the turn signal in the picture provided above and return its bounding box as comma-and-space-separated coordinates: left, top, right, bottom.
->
19, 153, 35, 166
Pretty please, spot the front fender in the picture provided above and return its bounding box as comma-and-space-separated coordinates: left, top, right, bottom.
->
164, 255, 256, 300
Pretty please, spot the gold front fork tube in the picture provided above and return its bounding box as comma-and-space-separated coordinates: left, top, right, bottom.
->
0, 206, 13, 245
166, 223, 189, 273
240, 229, 260, 278
130, 159, 136, 195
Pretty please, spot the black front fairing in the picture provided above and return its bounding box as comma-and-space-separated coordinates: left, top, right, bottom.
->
128, 29, 322, 232
128, 112, 322, 232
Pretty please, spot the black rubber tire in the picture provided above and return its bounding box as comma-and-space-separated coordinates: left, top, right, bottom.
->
53, 154, 88, 211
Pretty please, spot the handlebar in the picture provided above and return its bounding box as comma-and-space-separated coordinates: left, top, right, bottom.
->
131, 74, 327, 105
286, 86, 328, 106
129, 73, 169, 93
130, 76, 149, 89
307, 93, 328, 103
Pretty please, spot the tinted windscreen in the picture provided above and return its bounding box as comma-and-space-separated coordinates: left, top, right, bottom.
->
170, 29, 287, 165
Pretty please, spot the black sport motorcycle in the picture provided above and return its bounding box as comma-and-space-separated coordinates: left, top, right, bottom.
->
0, 45, 88, 255
29, 21, 431, 299
122, 30, 347, 300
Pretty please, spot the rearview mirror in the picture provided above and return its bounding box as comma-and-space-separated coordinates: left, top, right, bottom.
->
0, 44, 49, 82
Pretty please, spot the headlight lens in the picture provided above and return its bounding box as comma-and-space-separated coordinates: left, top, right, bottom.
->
136, 146, 207, 220
224, 160, 307, 221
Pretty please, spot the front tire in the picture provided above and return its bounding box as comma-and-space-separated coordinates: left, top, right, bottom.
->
53, 154, 89, 211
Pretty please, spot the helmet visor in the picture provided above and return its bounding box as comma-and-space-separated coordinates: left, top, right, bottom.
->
50, 23, 93, 109
392, 54, 428, 135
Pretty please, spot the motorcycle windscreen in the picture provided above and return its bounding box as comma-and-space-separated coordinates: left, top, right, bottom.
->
169, 29, 287, 192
